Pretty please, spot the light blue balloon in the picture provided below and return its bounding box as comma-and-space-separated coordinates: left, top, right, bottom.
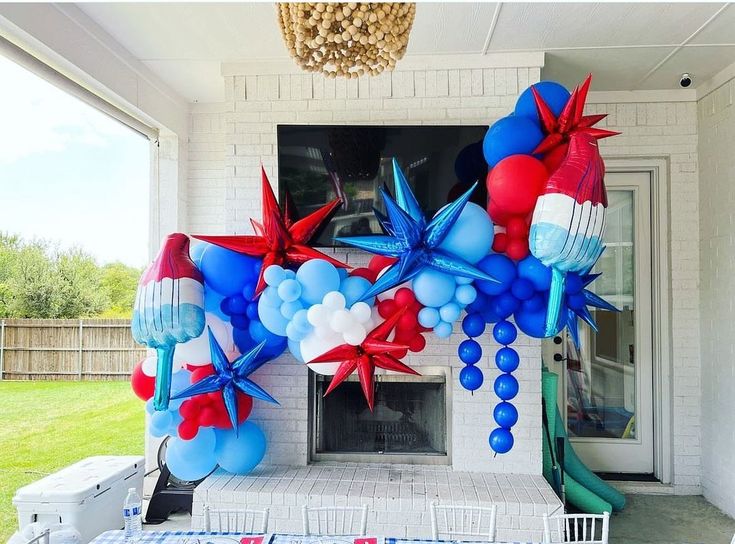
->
203, 289, 228, 321
413, 269, 456, 308
263, 265, 287, 287
418, 307, 441, 328
288, 338, 305, 362
340, 276, 374, 307
257, 299, 289, 336
145, 399, 155, 415
283, 269, 296, 280
296, 259, 341, 305
292, 309, 312, 334
165, 434, 218, 481
189, 242, 207, 268
434, 321, 453, 338
280, 300, 303, 320
150, 411, 174, 438
277, 279, 302, 303
455, 284, 478, 305
437, 203, 493, 264
214, 422, 267, 474
285, 321, 307, 342
338, 268, 349, 280
261, 286, 282, 308
439, 302, 461, 323
456, 275, 474, 285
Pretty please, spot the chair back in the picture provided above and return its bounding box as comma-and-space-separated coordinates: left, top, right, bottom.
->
203, 505, 270, 533
429, 501, 497, 542
543, 512, 610, 544
301, 505, 369, 536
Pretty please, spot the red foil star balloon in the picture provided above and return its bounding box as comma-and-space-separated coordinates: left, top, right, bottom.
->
194, 167, 348, 295
532, 74, 620, 156
308, 308, 420, 411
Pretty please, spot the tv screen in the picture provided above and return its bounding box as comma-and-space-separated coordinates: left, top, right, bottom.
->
277, 125, 488, 247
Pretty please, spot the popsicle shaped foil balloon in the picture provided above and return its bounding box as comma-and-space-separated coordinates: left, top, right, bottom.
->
132, 233, 205, 410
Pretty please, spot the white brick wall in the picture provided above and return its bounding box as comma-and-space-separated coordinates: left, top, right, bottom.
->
698, 74, 735, 515
185, 66, 703, 488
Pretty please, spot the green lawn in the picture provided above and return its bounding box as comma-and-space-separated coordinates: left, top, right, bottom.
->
0, 381, 144, 542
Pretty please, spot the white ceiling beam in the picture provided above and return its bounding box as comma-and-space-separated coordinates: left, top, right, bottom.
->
481, 2, 503, 56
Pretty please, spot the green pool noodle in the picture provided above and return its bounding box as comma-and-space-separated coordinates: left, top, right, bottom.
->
542, 369, 616, 514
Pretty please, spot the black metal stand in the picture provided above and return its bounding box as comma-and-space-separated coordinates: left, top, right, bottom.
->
144, 464, 197, 524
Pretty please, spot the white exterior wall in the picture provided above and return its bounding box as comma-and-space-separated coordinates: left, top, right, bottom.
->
698, 70, 735, 515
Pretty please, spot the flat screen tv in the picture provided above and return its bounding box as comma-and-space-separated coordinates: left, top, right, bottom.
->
277, 125, 488, 247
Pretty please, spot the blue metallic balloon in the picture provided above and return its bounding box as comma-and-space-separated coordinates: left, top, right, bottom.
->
459, 365, 484, 391
493, 320, 518, 345
494, 373, 519, 400
493, 401, 519, 429
489, 427, 515, 454
495, 346, 520, 373
458, 339, 482, 365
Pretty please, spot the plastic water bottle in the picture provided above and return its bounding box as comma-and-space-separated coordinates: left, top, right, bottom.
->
123, 488, 143, 542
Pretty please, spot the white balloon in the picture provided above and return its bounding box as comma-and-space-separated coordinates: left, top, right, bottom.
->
173, 313, 234, 366
330, 309, 354, 333
141, 355, 158, 377
350, 302, 372, 324
315, 324, 336, 340
323, 291, 346, 310
343, 324, 367, 346
300, 330, 343, 367
307, 304, 331, 327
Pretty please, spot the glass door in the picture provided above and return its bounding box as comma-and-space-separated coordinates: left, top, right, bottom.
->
545, 172, 654, 474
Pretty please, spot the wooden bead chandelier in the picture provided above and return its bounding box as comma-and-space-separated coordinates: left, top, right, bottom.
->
277, 3, 416, 78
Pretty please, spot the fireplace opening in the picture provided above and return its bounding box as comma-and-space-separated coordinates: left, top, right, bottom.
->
309, 368, 450, 464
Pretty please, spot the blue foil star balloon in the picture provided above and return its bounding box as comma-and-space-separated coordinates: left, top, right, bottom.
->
171, 327, 278, 435
563, 263, 620, 348
338, 159, 496, 300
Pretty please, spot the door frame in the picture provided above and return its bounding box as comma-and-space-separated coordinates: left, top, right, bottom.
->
603, 158, 672, 484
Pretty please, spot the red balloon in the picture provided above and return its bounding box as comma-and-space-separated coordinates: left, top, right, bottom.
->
487, 198, 511, 226
236, 393, 254, 423
178, 419, 199, 440
394, 287, 415, 307
506, 216, 529, 239
191, 365, 214, 383
199, 407, 218, 427
368, 255, 397, 273
397, 312, 418, 331
179, 399, 198, 419
130, 360, 155, 401
492, 232, 509, 253
487, 155, 548, 216
351, 267, 377, 283
378, 299, 398, 319
409, 334, 426, 352
506, 238, 530, 261
542, 143, 569, 173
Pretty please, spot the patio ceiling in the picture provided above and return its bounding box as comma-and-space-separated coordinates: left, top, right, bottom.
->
76, 2, 735, 103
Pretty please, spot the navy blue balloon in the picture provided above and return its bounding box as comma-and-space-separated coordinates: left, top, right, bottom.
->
458, 339, 483, 365
462, 313, 486, 338
517, 255, 552, 291
495, 346, 520, 372
459, 365, 484, 391
481, 303, 501, 324
492, 292, 519, 319
493, 320, 517, 345
230, 314, 249, 330
493, 401, 519, 429
489, 427, 515, 454
454, 141, 488, 184
515, 81, 571, 121
223, 295, 249, 316
466, 291, 488, 314
494, 373, 519, 400
483, 116, 544, 167
511, 278, 535, 301
477, 254, 517, 296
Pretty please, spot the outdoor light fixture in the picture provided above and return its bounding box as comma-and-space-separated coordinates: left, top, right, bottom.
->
277, 2, 416, 78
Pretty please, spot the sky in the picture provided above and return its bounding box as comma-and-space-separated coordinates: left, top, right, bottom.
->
0, 56, 150, 267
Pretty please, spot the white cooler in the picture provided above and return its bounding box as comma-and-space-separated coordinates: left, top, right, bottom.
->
13, 456, 145, 544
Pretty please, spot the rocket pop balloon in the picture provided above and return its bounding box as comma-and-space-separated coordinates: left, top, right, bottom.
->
132, 233, 205, 410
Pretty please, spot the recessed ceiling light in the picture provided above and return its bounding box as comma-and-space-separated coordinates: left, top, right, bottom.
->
679, 73, 693, 88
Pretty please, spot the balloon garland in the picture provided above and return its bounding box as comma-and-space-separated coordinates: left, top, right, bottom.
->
130, 74, 620, 481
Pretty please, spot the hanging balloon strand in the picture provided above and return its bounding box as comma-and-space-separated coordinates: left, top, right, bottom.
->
490, 320, 520, 455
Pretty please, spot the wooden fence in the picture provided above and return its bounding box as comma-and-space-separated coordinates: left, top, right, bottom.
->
0, 319, 146, 380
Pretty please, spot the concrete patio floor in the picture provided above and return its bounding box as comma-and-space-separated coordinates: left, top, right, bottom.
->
144, 494, 735, 543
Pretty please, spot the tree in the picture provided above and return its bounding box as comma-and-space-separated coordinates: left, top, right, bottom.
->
99, 262, 142, 318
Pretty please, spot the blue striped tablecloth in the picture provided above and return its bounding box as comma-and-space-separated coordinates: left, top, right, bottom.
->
90, 530, 536, 544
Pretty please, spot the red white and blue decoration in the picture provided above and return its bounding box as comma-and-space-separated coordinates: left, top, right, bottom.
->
130, 74, 620, 480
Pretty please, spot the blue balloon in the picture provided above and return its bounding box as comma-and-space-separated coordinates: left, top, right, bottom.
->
223, 295, 249, 316
439, 302, 461, 323
459, 365, 484, 391
233, 325, 255, 353
565, 273, 583, 295
492, 292, 520, 319
292, 309, 312, 333
522, 293, 545, 313
495, 346, 520, 373
477, 254, 517, 296
340, 276, 374, 307
418, 307, 441, 329
260, 286, 282, 308
494, 373, 519, 400
434, 321, 453, 338
165, 432, 218, 481
437, 202, 494, 264
483, 116, 544, 167
489, 427, 514, 454
249, 320, 287, 355
288, 338, 304, 362
511, 278, 535, 301
242, 282, 256, 301
214, 421, 267, 474
493, 319, 518, 345
199, 245, 260, 297
150, 410, 174, 438
493, 401, 519, 429
285, 321, 307, 342
567, 292, 586, 311
413, 268, 456, 308
518, 255, 552, 291
466, 290, 488, 314
263, 265, 287, 287
246, 301, 259, 320
458, 339, 482, 365
514, 306, 555, 338
455, 284, 478, 306
280, 300, 303, 320
277, 279, 302, 302
189, 242, 207, 268
257, 298, 289, 336
204, 289, 228, 321
230, 314, 249, 330
296, 260, 341, 305
462, 313, 486, 337
515, 81, 571, 121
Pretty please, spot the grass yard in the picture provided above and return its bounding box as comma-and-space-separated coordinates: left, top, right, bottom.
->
0, 381, 144, 542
